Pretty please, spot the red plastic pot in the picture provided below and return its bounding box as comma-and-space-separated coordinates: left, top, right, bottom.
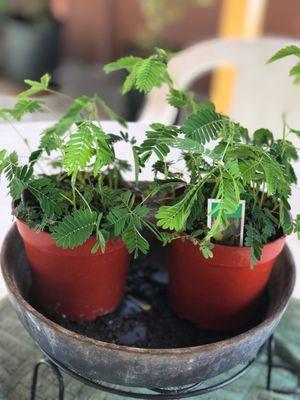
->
16, 219, 130, 322
169, 236, 285, 331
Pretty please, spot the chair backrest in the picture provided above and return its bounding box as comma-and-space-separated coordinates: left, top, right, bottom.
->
138, 37, 300, 145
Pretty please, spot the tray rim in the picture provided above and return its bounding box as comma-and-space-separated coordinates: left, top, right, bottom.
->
1, 223, 296, 356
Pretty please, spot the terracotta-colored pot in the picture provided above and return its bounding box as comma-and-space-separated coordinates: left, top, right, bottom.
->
169, 236, 285, 331
16, 219, 130, 322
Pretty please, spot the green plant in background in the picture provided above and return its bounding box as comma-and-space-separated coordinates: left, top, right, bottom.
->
136, 0, 215, 48
107, 49, 300, 266
0, 74, 161, 257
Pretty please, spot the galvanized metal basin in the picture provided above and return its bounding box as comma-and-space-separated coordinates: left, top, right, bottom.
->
0, 225, 296, 388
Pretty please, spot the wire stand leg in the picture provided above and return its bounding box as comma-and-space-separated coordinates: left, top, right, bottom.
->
31, 358, 65, 400
266, 334, 300, 395
266, 334, 275, 390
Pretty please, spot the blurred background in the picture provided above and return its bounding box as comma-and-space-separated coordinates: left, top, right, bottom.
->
0, 0, 300, 120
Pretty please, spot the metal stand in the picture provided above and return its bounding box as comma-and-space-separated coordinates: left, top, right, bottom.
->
31, 358, 64, 400
31, 335, 299, 400
266, 335, 300, 395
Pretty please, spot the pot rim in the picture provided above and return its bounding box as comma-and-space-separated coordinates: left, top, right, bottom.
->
179, 232, 286, 250
15, 217, 126, 256
1, 224, 296, 356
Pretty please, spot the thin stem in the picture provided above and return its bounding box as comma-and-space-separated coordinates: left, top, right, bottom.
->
74, 187, 92, 212
46, 88, 75, 103
3, 115, 32, 153
60, 193, 74, 205
259, 183, 266, 208
71, 173, 77, 209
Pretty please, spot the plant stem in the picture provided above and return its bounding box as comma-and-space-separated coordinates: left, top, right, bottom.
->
74, 187, 92, 212
71, 173, 77, 209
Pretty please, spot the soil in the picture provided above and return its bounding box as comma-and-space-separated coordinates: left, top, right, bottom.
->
50, 257, 268, 349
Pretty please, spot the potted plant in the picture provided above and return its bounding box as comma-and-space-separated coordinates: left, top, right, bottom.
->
0, 74, 160, 321
0, 0, 60, 82
106, 48, 300, 331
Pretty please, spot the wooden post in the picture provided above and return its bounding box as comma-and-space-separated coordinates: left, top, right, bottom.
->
210, 0, 268, 114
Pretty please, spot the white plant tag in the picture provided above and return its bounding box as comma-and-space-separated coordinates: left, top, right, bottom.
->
207, 199, 246, 247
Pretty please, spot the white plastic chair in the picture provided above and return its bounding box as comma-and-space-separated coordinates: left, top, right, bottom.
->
138, 37, 300, 145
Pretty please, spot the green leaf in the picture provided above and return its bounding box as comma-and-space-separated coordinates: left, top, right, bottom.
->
107, 205, 130, 237
253, 128, 273, 146
279, 198, 293, 235
267, 45, 300, 63
52, 209, 97, 249
296, 214, 300, 239
122, 70, 137, 94
182, 109, 225, 144
245, 224, 263, 268
238, 160, 257, 185
19, 74, 51, 98
92, 213, 107, 253
290, 62, 300, 77
169, 137, 205, 155
135, 58, 169, 94
216, 168, 241, 214
167, 88, 188, 108
40, 96, 91, 154
200, 241, 214, 259
123, 226, 149, 258
156, 182, 201, 231
29, 149, 43, 165
2, 98, 43, 121
105, 51, 172, 94
104, 56, 142, 73
140, 123, 179, 161
106, 192, 149, 256
28, 178, 64, 217
0, 150, 7, 176
86, 123, 114, 172
64, 123, 95, 174
5, 163, 33, 200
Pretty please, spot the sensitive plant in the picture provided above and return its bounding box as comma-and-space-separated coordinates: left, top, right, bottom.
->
1, 46, 299, 267
0, 75, 161, 257
106, 48, 300, 266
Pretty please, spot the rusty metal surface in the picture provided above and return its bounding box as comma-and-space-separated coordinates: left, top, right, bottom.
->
0, 224, 296, 388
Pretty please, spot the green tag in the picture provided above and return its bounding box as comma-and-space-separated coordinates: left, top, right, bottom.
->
207, 199, 246, 247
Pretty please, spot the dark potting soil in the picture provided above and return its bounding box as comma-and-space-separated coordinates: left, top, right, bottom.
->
49, 258, 268, 349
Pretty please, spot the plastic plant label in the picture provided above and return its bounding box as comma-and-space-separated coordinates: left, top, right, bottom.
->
207, 199, 246, 247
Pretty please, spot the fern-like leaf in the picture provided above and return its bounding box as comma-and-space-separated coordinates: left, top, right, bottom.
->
135, 58, 168, 93
216, 168, 241, 214
140, 123, 179, 160
104, 56, 142, 73
123, 226, 149, 258
88, 123, 115, 172
167, 88, 188, 108
245, 224, 263, 268
28, 178, 64, 217
64, 123, 94, 174
182, 109, 225, 144
19, 74, 51, 98
156, 182, 201, 231
51, 209, 97, 248
5, 163, 33, 200
1, 99, 43, 121
40, 96, 91, 154
267, 45, 300, 63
